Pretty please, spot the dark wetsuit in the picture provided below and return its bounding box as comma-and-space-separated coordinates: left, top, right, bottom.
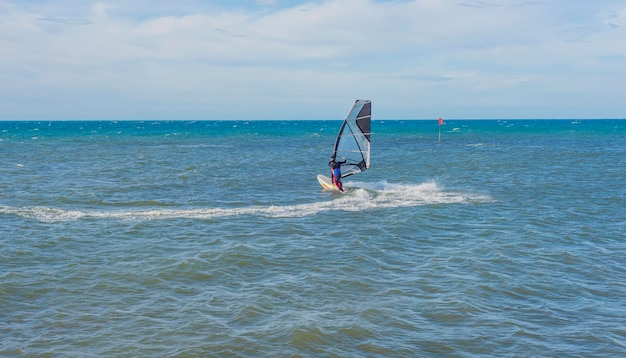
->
328, 159, 347, 191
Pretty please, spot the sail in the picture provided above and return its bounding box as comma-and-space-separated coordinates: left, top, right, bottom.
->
332, 99, 371, 178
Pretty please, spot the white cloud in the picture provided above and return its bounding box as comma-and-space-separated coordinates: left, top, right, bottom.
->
0, 0, 624, 119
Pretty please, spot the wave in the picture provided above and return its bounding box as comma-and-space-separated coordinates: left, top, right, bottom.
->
0, 181, 492, 223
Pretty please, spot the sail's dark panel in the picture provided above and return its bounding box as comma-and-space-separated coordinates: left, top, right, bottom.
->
356, 102, 371, 142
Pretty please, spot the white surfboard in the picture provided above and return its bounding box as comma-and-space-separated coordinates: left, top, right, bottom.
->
317, 174, 334, 189
317, 174, 346, 193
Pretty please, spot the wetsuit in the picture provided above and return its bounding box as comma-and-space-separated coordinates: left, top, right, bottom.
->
328, 159, 347, 191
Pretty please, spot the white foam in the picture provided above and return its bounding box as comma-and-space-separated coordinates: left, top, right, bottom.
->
0, 181, 492, 222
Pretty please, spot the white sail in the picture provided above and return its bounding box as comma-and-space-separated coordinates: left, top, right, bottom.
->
332, 100, 371, 178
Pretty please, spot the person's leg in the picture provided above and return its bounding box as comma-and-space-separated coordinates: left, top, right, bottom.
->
335, 177, 344, 191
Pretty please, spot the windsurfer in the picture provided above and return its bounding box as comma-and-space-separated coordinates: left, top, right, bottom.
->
328, 156, 347, 192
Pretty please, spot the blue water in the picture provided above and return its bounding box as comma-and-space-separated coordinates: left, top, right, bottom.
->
1, 119, 625, 357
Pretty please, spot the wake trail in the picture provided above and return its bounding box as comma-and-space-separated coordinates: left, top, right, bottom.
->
0, 181, 492, 223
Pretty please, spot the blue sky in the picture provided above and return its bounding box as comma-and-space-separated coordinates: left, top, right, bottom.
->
1, 0, 624, 120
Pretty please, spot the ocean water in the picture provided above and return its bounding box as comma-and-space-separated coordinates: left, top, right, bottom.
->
1, 119, 625, 357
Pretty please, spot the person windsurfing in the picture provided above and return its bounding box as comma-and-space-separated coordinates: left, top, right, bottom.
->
328, 156, 347, 192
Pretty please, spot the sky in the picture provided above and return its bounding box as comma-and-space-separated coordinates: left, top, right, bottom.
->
1, 0, 625, 120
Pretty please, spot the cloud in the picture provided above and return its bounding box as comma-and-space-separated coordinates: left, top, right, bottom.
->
0, 0, 625, 119
36, 17, 93, 25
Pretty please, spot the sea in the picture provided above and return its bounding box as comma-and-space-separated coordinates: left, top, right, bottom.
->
1, 119, 625, 357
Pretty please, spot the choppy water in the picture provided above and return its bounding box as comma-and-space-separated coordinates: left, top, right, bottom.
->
1, 120, 625, 357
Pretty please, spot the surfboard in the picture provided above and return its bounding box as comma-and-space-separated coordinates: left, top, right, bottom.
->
317, 174, 347, 193
317, 174, 336, 190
